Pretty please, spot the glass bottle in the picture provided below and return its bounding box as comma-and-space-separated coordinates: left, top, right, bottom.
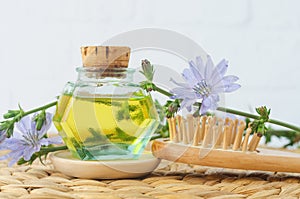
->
53, 46, 159, 160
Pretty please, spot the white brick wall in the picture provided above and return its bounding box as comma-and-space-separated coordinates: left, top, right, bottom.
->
0, 0, 299, 135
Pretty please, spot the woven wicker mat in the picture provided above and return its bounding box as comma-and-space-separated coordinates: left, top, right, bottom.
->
1, 158, 300, 199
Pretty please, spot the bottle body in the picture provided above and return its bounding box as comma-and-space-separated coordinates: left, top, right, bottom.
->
53, 68, 159, 160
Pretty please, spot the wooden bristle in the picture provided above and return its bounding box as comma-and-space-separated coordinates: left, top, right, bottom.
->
225, 117, 230, 125
187, 114, 194, 143
223, 126, 230, 150
215, 118, 224, 147
207, 117, 213, 142
167, 118, 173, 141
242, 128, 252, 152
199, 116, 207, 142
212, 126, 219, 148
254, 135, 262, 151
192, 117, 201, 146
248, 133, 258, 152
233, 121, 246, 150
182, 119, 188, 144
168, 115, 258, 153
227, 120, 234, 148
176, 115, 182, 142
231, 119, 239, 145
202, 117, 214, 148
170, 117, 178, 143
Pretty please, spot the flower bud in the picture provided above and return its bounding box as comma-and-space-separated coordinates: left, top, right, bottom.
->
141, 59, 151, 68
34, 111, 46, 131
146, 87, 153, 92
3, 110, 20, 119
35, 118, 44, 131
140, 59, 154, 81
255, 106, 270, 121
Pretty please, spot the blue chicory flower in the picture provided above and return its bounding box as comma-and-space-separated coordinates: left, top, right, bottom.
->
171, 55, 241, 114
0, 113, 62, 166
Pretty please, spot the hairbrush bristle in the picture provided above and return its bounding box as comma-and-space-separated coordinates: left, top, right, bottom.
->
167, 115, 259, 152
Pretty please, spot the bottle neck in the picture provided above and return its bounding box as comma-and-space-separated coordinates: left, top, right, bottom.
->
76, 67, 135, 83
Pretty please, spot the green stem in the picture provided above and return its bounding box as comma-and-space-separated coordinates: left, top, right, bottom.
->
266, 129, 296, 136
23, 101, 57, 116
154, 85, 173, 97
18, 145, 68, 165
268, 118, 300, 132
151, 84, 300, 133
217, 107, 300, 132
40, 145, 68, 154
216, 107, 260, 120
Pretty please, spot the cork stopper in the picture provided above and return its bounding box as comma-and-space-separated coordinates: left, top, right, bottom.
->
81, 46, 130, 68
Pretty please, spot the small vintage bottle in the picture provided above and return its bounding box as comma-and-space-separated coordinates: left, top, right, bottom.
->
53, 46, 159, 160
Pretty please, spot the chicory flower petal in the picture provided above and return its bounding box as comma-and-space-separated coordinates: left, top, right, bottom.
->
0, 113, 62, 166
171, 56, 240, 114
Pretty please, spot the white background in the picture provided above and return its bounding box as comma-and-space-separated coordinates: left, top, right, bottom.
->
0, 0, 299, 146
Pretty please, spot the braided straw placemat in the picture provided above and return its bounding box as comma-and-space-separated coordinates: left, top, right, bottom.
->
1, 155, 300, 199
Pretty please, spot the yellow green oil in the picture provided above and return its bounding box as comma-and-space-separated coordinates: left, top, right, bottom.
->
53, 94, 159, 160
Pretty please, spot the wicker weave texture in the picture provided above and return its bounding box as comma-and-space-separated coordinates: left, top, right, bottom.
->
1, 160, 300, 199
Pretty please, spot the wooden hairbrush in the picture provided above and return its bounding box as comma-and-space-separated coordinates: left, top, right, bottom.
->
151, 115, 300, 173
